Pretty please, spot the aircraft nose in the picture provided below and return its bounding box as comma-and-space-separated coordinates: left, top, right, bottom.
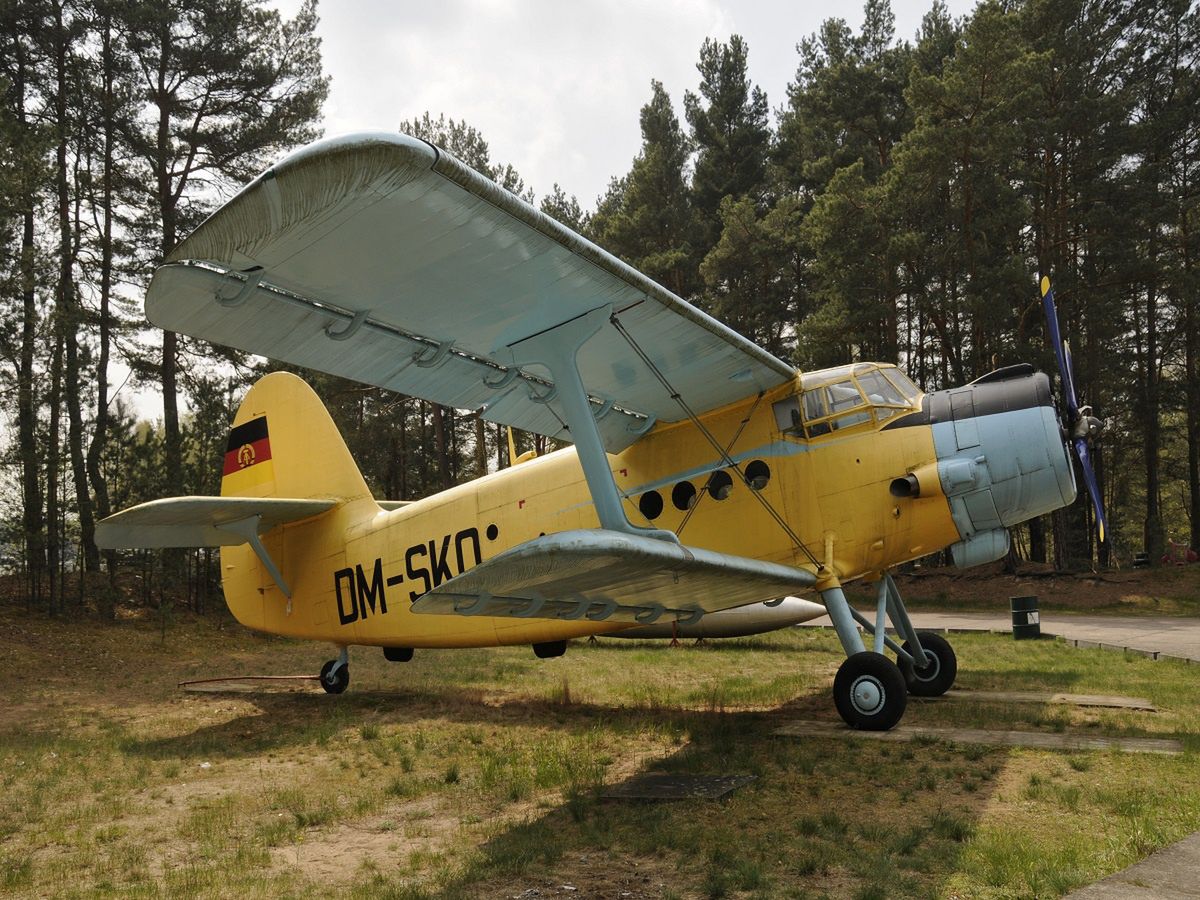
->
924, 368, 1077, 567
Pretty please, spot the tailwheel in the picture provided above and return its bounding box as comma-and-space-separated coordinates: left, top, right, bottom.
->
833, 652, 907, 731
898, 632, 957, 697
319, 659, 349, 694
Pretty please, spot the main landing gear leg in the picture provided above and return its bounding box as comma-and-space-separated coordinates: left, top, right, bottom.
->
823, 573, 959, 730
822, 582, 907, 731
320, 647, 350, 695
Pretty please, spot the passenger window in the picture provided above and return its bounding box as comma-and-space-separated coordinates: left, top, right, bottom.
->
707, 470, 733, 500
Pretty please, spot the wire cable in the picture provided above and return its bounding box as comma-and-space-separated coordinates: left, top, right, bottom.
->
610, 314, 823, 570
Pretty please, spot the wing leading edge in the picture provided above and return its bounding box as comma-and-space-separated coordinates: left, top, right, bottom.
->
147, 132, 794, 453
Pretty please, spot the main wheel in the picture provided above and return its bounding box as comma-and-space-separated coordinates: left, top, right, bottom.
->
833, 652, 907, 731
319, 659, 350, 694
897, 632, 957, 697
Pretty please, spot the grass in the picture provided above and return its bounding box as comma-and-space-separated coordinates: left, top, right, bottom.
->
2, 602, 1200, 897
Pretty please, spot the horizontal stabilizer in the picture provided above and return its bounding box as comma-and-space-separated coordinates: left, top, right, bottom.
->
95, 496, 335, 549
409, 530, 816, 625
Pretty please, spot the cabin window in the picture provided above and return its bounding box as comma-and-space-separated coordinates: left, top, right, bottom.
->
707, 470, 733, 500
856, 370, 909, 423
773, 396, 802, 433
639, 490, 663, 520
672, 481, 697, 511
884, 368, 921, 400
745, 460, 770, 490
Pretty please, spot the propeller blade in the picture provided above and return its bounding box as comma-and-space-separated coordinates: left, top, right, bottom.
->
1039, 276, 1079, 419
1073, 436, 1108, 544
1062, 339, 1078, 422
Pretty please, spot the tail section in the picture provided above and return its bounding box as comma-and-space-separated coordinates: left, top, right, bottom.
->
221, 372, 371, 503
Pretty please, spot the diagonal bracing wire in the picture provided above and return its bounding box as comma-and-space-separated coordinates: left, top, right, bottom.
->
675, 390, 762, 538
610, 314, 823, 571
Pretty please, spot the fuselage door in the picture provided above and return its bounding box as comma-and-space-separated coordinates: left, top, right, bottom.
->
949, 389, 980, 450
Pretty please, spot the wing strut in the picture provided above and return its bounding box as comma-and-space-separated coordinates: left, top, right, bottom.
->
218, 515, 293, 599
500, 305, 678, 543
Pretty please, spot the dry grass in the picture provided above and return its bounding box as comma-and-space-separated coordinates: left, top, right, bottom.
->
1, 599, 1199, 898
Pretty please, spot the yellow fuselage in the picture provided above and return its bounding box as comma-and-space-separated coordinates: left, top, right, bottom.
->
222, 375, 958, 648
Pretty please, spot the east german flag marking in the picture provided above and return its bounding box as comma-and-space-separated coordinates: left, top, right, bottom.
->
222, 416, 274, 488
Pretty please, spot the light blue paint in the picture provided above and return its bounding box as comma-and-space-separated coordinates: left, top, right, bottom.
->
932, 405, 1076, 558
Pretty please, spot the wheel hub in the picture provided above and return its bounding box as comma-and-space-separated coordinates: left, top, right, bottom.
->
914, 649, 940, 681
850, 675, 884, 715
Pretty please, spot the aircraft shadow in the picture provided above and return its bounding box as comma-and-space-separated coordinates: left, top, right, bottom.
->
416, 691, 1016, 897
120, 663, 1160, 895
122, 685, 773, 761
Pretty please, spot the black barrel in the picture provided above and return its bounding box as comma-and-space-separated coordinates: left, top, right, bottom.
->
1011, 595, 1040, 640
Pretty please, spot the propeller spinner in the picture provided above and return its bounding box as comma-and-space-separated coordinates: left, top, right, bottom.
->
1039, 276, 1108, 544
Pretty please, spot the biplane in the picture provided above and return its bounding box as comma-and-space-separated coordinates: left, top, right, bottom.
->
97, 133, 1105, 730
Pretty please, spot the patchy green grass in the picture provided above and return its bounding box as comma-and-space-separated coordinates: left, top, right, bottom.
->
1, 602, 1199, 897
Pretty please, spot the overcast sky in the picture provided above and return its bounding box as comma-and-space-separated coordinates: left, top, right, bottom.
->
268, 0, 980, 209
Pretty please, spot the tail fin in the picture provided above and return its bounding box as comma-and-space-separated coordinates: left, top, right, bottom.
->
221, 372, 371, 503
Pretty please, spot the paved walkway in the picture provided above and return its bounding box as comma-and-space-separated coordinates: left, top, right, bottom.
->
801, 611, 1200, 662
1064, 832, 1200, 898
803, 609, 1200, 896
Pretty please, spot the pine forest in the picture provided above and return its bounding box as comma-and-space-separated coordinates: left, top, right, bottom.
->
2, 0, 1198, 614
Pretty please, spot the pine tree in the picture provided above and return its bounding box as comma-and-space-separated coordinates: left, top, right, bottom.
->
685, 35, 771, 253
121, 0, 328, 499
588, 81, 698, 298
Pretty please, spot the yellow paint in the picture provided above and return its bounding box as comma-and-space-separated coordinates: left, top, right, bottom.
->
221, 457, 276, 494
219, 371, 959, 649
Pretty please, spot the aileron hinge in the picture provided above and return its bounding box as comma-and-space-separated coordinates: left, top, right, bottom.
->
414, 340, 453, 368
325, 308, 370, 341
214, 267, 264, 308
483, 367, 520, 390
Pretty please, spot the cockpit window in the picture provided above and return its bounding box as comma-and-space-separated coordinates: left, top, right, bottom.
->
773, 363, 922, 439
857, 371, 906, 407
883, 368, 920, 400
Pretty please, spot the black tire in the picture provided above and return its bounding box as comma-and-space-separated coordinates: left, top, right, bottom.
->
383, 646, 414, 663
897, 632, 957, 697
833, 651, 907, 731
319, 659, 350, 694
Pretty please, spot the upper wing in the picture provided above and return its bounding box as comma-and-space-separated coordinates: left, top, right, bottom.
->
148, 132, 793, 453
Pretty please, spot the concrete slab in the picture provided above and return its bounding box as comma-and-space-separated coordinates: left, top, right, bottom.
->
800, 612, 1200, 663
1065, 832, 1200, 898
773, 720, 1183, 754
937, 690, 1157, 711
179, 675, 321, 693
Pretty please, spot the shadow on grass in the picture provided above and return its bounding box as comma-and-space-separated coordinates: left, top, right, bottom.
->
119, 684, 762, 761
391, 697, 1013, 899
576, 637, 816, 654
